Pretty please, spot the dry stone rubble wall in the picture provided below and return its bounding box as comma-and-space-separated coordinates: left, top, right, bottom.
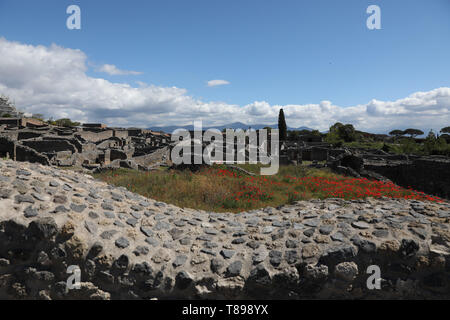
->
0, 160, 449, 299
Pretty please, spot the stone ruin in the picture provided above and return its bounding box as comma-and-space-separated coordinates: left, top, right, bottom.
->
0, 124, 448, 300
0, 160, 449, 300
0, 120, 172, 172
324, 149, 450, 200
1, 120, 448, 200
178, 133, 450, 200
278, 141, 450, 200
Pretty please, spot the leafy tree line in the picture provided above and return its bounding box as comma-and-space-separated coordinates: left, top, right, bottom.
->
26, 115, 80, 128
325, 123, 450, 156
389, 127, 450, 137
46, 118, 81, 127
389, 128, 424, 138
276, 107, 449, 156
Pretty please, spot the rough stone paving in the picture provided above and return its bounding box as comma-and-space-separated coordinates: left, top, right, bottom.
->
0, 159, 449, 300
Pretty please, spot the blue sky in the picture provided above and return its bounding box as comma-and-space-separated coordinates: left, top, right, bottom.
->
0, 0, 449, 132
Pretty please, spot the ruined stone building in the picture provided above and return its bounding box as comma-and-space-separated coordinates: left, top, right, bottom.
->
0, 120, 171, 171
1, 119, 448, 199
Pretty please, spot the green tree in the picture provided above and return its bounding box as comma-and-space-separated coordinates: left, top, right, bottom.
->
399, 138, 418, 154
403, 128, 424, 138
298, 129, 312, 135
32, 113, 44, 121
426, 130, 436, 140
440, 126, 450, 134
278, 109, 287, 141
325, 123, 343, 145
287, 130, 299, 141
329, 122, 356, 142
424, 130, 437, 154
440, 133, 450, 143
54, 118, 81, 128
342, 124, 357, 142
389, 129, 404, 137
381, 143, 391, 153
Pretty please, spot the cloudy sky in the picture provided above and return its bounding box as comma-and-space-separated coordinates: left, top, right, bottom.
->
0, 0, 449, 133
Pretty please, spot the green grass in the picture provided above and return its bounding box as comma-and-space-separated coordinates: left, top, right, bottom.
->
93, 164, 341, 213
93, 164, 443, 212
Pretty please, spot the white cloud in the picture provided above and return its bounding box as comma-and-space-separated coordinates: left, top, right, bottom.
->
245, 101, 274, 116
0, 37, 449, 133
96, 64, 142, 76
207, 79, 230, 87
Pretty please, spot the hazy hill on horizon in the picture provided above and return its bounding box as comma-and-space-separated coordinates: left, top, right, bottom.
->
148, 122, 314, 134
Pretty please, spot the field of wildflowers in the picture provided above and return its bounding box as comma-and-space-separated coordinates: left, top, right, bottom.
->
94, 165, 443, 213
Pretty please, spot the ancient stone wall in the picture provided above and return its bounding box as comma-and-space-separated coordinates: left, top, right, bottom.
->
0, 160, 449, 300
365, 157, 450, 199
133, 147, 170, 168
76, 130, 114, 143
311, 147, 328, 161
0, 131, 19, 141
113, 130, 129, 139
326, 149, 450, 200
15, 145, 50, 165
17, 131, 43, 140
21, 140, 77, 154
0, 118, 21, 127
0, 136, 15, 159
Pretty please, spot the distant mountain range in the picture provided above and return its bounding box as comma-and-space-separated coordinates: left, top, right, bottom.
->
149, 122, 313, 133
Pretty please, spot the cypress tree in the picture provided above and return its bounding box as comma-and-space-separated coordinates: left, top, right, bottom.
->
278, 108, 287, 141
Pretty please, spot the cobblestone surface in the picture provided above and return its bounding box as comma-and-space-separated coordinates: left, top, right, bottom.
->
0, 160, 449, 299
